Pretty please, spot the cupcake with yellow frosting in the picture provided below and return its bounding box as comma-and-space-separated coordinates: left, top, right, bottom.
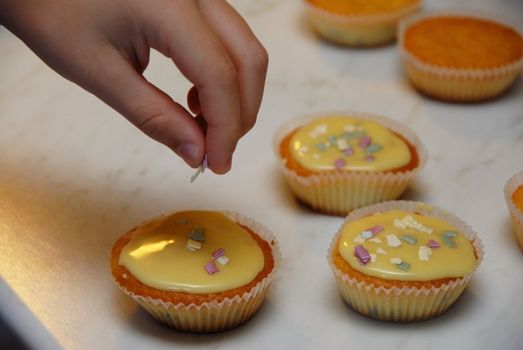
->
504, 171, 523, 251
399, 11, 523, 102
274, 112, 427, 215
328, 201, 484, 322
304, 0, 421, 46
111, 210, 280, 332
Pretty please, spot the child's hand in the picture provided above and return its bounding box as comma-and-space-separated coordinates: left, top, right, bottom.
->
0, 0, 268, 174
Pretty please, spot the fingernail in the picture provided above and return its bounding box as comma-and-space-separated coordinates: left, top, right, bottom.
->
176, 143, 199, 165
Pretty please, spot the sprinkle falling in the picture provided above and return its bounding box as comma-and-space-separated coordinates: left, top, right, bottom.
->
190, 154, 208, 183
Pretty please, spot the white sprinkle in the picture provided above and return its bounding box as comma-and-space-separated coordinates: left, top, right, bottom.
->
312, 153, 321, 159
309, 124, 327, 138
370, 254, 377, 263
343, 124, 356, 132
390, 257, 402, 265
361, 230, 373, 239
418, 246, 431, 261
336, 138, 349, 150
185, 239, 202, 251
216, 256, 229, 266
386, 234, 402, 248
299, 145, 309, 153
376, 247, 387, 255
393, 218, 407, 229
369, 237, 382, 244
353, 234, 365, 243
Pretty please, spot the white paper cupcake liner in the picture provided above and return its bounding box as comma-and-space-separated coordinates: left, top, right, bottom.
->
399, 10, 523, 102
328, 200, 484, 322
304, 0, 421, 46
504, 171, 523, 251
274, 111, 428, 216
113, 211, 281, 332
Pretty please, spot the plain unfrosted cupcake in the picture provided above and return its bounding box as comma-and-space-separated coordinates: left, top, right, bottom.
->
304, 0, 421, 46
504, 171, 523, 251
274, 111, 427, 216
328, 201, 484, 322
399, 11, 523, 102
111, 210, 280, 332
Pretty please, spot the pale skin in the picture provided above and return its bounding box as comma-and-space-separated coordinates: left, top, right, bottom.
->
0, 0, 268, 174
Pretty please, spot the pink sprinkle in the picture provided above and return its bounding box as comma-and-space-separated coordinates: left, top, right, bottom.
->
365, 155, 375, 162
212, 248, 225, 259
343, 147, 354, 156
354, 245, 371, 265
204, 261, 219, 275
428, 240, 440, 249
368, 225, 384, 234
359, 136, 372, 148
334, 158, 346, 169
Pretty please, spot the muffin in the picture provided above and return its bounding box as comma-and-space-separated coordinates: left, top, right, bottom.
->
274, 112, 427, 215
328, 201, 484, 322
111, 210, 280, 332
304, 0, 421, 46
504, 171, 523, 250
399, 11, 523, 102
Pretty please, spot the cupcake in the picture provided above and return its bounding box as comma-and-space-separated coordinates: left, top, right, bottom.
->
328, 201, 484, 322
504, 171, 523, 251
399, 11, 523, 102
111, 210, 280, 332
274, 112, 427, 216
304, 0, 421, 46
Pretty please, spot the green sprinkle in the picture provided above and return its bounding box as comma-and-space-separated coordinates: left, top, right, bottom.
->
441, 235, 456, 248
400, 235, 417, 245
443, 231, 457, 238
365, 143, 383, 154
316, 143, 328, 151
398, 261, 411, 271
189, 226, 206, 241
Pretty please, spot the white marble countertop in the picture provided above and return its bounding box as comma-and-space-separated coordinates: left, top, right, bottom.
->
1, 0, 523, 349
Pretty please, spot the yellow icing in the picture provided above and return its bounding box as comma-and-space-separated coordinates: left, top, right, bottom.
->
338, 210, 477, 281
119, 211, 265, 293
290, 116, 411, 172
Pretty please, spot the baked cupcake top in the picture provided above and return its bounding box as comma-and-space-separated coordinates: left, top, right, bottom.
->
306, 0, 419, 16
288, 115, 412, 172
512, 185, 523, 213
403, 15, 523, 69
338, 209, 478, 281
118, 211, 265, 293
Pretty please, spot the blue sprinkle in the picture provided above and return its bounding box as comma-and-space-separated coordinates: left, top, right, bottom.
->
400, 235, 417, 245
443, 231, 457, 238
441, 235, 456, 248
365, 143, 383, 154
398, 261, 411, 271
189, 227, 206, 241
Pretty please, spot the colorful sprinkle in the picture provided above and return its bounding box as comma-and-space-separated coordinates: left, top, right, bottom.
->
418, 246, 432, 261
336, 138, 349, 150
354, 245, 371, 265
441, 235, 457, 248
443, 231, 457, 238
204, 261, 219, 275
376, 247, 387, 255
365, 143, 383, 154
216, 256, 229, 266
189, 227, 205, 241
364, 155, 375, 162
398, 261, 411, 271
370, 253, 377, 263
393, 218, 407, 229
359, 136, 372, 148
400, 235, 417, 245
309, 124, 327, 138
334, 158, 346, 169
190, 154, 208, 183
212, 248, 225, 259
427, 239, 440, 248
316, 143, 328, 151
368, 225, 384, 234
353, 234, 365, 244
312, 153, 321, 159
386, 234, 402, 248
186, 239, 202, 251
390, 257, 402, 265
343, 147, 354, 156
369, 237, 382, 244
361, 230, 373, 239
299, 145, 309, 153
327, 135, 337, 144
